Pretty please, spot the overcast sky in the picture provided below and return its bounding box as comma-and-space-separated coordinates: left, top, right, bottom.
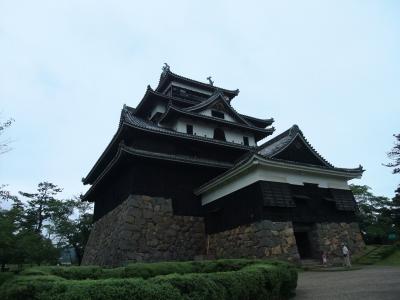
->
1, 0, 399, 201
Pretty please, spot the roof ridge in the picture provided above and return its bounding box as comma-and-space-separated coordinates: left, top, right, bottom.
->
295, 130, 334, 168
240, 113, 274, 123
258, 124, 334, 168
158, 105, 274, 135
183, 90, 225, 112
182, 91, 252, 126
156, 69, 240, 97
123, 109, 256, 149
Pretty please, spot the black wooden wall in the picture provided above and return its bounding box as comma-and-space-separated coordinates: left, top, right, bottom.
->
92, 157, 224, 221
203, 181, 357, 234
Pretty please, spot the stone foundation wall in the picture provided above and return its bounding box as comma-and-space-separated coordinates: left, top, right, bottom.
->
310, 222, 365, 262
207, 220, 300, 262
82, 195, 205, 266
82, 195, 365, 266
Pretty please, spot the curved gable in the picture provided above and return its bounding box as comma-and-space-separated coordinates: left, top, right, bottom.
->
271, 135, 329, 167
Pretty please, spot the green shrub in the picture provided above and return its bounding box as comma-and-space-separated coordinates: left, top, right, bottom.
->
0, 272, 14, 287
46, 278, 181, 300
0, 275, 65, 300
22, 259, 263, 280
0, 276, 181, 300
150, 263, 297, 300
0, 259, 298, 300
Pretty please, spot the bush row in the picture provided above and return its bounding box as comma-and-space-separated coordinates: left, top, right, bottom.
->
0, 260, 297, 300
19, 259, 288, 280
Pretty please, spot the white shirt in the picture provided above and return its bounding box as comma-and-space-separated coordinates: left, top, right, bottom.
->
342, 245, 349, 255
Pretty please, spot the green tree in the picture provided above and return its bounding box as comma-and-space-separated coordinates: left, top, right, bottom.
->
0, 188, 58, 269
385, 133, 400, 227
0, 117, 14, 155
50, 198, 93, 264
0, 187, 23, 270
12, 230, 58, 266
1, 183, 93, 267
19, 182, 67, 233
350, 184, 394, 244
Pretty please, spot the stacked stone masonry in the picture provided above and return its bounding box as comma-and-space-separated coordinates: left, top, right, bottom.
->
309, 222, 365, 263
82, 195, 365, 266
207, 220, 301, 262
82, 195, 205, 266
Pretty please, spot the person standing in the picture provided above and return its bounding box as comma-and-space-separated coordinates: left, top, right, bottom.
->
342, 243, 351, 267
322, 251, 328, 267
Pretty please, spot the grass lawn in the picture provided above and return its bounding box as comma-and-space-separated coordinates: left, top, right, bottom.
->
353, 243, 400, 266
376, 250, 400, 266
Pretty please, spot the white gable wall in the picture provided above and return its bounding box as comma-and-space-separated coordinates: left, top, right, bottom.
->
172, 118, 256, 146
199, 108, 237, 123
150, 102, 167, 119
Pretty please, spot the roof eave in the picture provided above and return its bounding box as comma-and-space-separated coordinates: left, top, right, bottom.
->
82, 144, 234, 201
156, 70, 239, 100
159, 106, 274, 136
195, 155, 363, 196
82, 124, 126, 185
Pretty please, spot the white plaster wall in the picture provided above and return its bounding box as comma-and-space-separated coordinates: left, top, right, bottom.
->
201, 163, 350, 205
199, 108, 236, 123
225, 127, 255, 146
172, 118, 256, 146
150, 103, 167, 119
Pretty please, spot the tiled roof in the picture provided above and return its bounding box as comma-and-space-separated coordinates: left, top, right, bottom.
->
82, 144, 233, 201
258, 125, 334, 167
83, 105, 254, 185
133, 86, 198, 117
182, 90, 252, 126
158, 105, 274, 139
156, 69, 239, 100
122, 106, 257, 149
195, 152, 364, 196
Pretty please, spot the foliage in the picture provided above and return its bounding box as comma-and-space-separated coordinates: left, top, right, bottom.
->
0, 259, 297, 300
0, 182, 93, 268
1, 190, 57, 268
19, 259, 292, 280
385, 133, 400, 174
19, 182, 66, 233
0, 272, 14, 287
0, 117, 14, 155
385, 133, 400, 223
350, 184, 398, 244
48, 198, 93, 265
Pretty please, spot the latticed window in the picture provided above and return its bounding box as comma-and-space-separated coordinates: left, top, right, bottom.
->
186, 124, 193, 135
213, 128, 226, 141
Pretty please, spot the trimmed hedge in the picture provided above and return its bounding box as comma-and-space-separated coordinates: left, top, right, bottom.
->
18, 259, 286, 280
0, 272, 14, 287
0, 259, 297, 300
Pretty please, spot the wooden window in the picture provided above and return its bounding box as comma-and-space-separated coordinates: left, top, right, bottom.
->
213, 128, 226, 141
211, 110, 224, 119
186, 124, 193, 135
243, 136, 249, 146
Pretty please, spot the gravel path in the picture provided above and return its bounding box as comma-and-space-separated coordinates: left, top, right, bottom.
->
295, 266, 400, 300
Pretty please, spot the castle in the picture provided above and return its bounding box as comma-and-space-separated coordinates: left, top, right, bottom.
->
82, 66, 365, 266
